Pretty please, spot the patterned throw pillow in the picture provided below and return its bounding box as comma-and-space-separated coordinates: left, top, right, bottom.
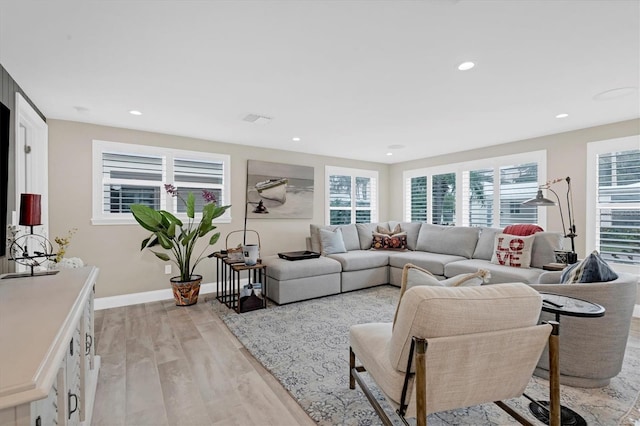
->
490, 233, 535, 268
560, 250, 619, 283
393, 264, 490, 326
376, 224, 402, 235
371, 231, 407, 250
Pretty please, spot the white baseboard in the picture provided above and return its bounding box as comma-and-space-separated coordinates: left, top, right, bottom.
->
95, 282, 218, 310
634, 304, 640, 319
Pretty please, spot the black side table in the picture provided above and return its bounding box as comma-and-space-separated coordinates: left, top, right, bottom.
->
528, 293, 605, 426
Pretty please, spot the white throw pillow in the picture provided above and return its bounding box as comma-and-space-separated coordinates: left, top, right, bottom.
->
319, 228, 347, 255
490, 233, 535, 268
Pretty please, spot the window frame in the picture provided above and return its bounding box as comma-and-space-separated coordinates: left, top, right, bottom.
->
587, 136, 640, 274
92, 140, 231, 225
325, 166, 379, 225
403, 150, 547, 228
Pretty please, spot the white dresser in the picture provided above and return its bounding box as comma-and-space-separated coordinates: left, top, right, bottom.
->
0, 267, 100, 426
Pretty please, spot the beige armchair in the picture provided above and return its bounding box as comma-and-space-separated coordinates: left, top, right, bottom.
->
530, 271, 638, 387
349, 283, 555, 426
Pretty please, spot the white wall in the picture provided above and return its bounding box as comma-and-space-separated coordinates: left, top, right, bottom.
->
48, 120, 390, 298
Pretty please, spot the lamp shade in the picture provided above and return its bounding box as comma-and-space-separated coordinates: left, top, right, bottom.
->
19, 193, 42, 226
522, 189, 556, 207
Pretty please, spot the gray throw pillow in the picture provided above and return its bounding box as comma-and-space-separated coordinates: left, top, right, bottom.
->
560, 250, 619, 283
319, 228, 347, 255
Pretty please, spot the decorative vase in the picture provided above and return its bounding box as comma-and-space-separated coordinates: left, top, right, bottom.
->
243, 244, 259, 266
170, 274, 202, 306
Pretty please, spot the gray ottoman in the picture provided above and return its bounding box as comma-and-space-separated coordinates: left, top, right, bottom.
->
261, 255, 342, 304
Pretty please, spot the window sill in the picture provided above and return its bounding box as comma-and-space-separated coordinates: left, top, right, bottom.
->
91, 216, 232, 226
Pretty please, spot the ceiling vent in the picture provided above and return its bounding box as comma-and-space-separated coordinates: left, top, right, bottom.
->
243, 113, 273, 125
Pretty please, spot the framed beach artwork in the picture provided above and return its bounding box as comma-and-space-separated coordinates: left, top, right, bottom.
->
246, 160, 314, 219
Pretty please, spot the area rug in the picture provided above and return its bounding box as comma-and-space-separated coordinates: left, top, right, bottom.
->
212, 285, 640, 425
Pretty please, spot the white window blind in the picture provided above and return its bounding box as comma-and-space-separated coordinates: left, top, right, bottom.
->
463, 168, 494, 227
406, 176, 427, 222
499, 163, 538, 227
326, 167, 378, 225
595, 149, 640, 266
101, 152, 163, 213
92, 140, 231, 225
403, 151, 545, 228
174, 158, 225, 214
432, 172, 455, 225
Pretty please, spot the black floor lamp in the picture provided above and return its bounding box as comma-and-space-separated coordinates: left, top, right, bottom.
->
522, 177, 577, 263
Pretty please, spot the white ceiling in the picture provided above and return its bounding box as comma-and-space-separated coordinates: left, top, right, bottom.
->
1, 0, 638, 164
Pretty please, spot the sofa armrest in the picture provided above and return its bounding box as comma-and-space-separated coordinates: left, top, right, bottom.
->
537, 271, 563, 284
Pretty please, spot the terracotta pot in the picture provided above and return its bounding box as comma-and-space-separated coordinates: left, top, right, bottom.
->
170, 275, 202, 306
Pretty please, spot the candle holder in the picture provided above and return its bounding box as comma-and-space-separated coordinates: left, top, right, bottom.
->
2, 193, 59, 279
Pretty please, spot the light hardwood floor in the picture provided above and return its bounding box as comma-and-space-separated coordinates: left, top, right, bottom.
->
93, 295, 640, 426
92, 295, 316, 426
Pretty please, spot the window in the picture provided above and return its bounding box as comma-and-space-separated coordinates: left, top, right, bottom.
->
404, 151, 546, 228
326, 166, 378, 225
92, 140, 231, 225
587, 137, 640, 272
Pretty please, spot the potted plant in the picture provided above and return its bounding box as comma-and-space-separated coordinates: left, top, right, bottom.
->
131, 184, 230, 306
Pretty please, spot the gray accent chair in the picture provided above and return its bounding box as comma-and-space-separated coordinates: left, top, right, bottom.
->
530, 271, 638, 388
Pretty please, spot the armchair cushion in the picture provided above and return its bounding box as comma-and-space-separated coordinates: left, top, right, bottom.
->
388, 283, 543, 373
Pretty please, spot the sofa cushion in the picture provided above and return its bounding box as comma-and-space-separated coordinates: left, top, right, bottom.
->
530, 232, 562, 269
388, 251, 466, 276
328, 250, 390, 271
310, 224, 360, 252
388, 221, 422, 250
490, 233, 535, 268
473, 227, 502, 260
372, 232, 408, 250
356, 222, 389, 250
319, 228, 347, 255
560, 250, 619, 284
262, 255, 342, 280
445, 259, 543, 284
416, 224, 480, 258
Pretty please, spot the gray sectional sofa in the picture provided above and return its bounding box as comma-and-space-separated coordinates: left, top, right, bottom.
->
262, 221, 562, 304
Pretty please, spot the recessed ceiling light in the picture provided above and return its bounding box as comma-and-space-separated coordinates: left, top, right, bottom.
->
555, 113, 569, 119
386, 152, 393, 156
129, 110, 142, 116
458, 61, 475, 71
593, 87, 638, 101
292, 137, 301, 142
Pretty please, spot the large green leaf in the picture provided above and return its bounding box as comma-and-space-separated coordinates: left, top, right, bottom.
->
160, 210, 183, 227
131, 204, 163, 232
151, 250, 170, 261
186, 192, 195, 218
157, 233, 173, 250
209, 232, 221, 245
181, 229, 197, 246
140, 236, 151, 251
167, 222, 176, 238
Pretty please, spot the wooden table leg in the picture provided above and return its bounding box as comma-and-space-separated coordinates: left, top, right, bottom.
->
548, 321, 560, 426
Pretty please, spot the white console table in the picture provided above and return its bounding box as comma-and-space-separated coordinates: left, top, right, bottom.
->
0, 267, 100, 426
